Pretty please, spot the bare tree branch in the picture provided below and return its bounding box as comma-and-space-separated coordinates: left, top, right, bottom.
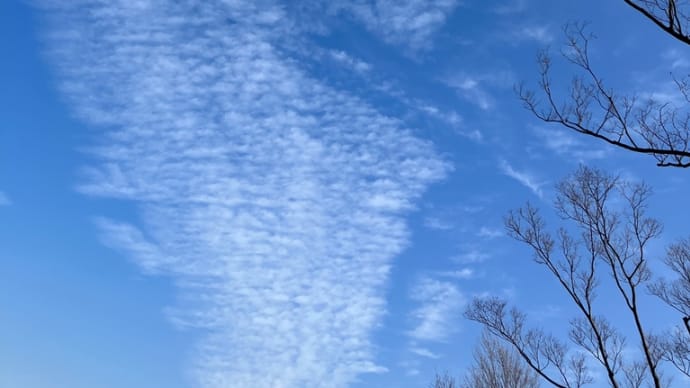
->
623, 1, 690, 46
648, 238, 690, 377
430, 371, 458, 388
518, 22, 690, 168
465, 297, 575, 388
464, 167, 686, 387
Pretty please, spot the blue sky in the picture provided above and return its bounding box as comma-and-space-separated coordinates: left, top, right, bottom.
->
2, 1, 690, 387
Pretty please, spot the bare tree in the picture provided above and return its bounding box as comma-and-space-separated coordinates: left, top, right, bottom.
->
465, 166, 690, 387
460, 331, 540, 388
649, 238, 690, 377
429, 371, 457, 388
649, 238, 690, 333
426, 333, 539, 388
518, 2, 690, 168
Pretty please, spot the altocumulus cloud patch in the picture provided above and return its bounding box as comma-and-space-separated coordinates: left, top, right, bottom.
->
39, 1, 449, 387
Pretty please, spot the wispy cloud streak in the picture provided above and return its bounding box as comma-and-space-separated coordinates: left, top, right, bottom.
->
344, 0, 460, 50
408, 277, 464, 342
40, 1, 448, 387
329, 49, 372, 73
532, 127, 608, 161
499, 160, 544, 198
0, 191, 10, 206
514, 25, 553, 44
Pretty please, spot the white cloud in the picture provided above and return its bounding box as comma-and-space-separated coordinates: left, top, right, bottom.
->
499, 160, 544, 198
445, 76, 494, 110
443, 70, 513, 111
458, 204, 484, 214
406, 368, 421, 376
438, 267, 475, 280
409, 346, 441, 359
343, 0, 460, 50
95, 218, 176, 275
423, 215, 454, 231
638, 79, 689, 107
408, 277, 465, 342
329, 49, 371, 73
399, 98, 481, 142
418, 103, 464, 128
456, 128, 483, 142
452, 250, 490, 264
0, 191, 11, 206
532, 126, 608, 161
662, 48, 690, 69
41, 1, 449, 387
477, 226, 502, 239
514, 25, 553, 44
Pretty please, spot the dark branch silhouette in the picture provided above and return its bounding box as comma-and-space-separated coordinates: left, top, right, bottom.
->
465, 166, 690, 387
624, 1, 690, 46
519, 21, 690, 168
460, 331, 540, 388
429, 372, 457, 388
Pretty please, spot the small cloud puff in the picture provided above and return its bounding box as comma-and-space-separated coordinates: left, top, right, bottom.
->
514, 25, 553, 44
438, 267, 475, 280
477, 226, 503, 239
452, 249, 491, 264
0, 191, 11, 206
329, 50, 372, 73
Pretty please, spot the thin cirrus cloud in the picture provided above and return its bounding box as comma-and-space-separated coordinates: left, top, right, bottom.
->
343, 0, 460, 50
499, 159, 544, 198
476, 226, 502, 239
422, 215, 455, 231
437, 267, 475, 280
0, 191, 11, 206
532, 126, 608, 161
329, 50, 372, 74
445, 76, 494, 111
514, 25, 553, 44
452, 249, 491, 264
39, 1, 450, 387
409, 346, 441, 359
408, 276, 465, 343
442, 70, 514, 111
662, 48, 690, 69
